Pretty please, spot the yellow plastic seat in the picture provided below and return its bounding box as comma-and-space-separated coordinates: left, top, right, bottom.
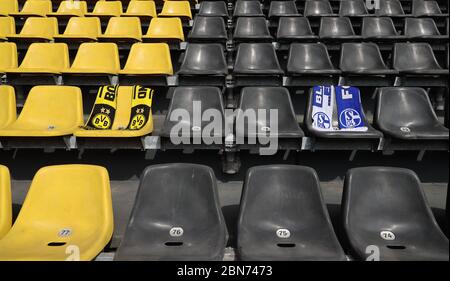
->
86, 1, 122, 18
0, 164, 114, 261
63, 43, 120, 75
0, 42, 18, 73
7, 17, 58, 42
143, 17, 184, 42
6, 43, 69, 75
0, 0, 18, 16
10, 0, 53, 18
0, 85, 17, 130
98, 17, 142, 43
0, 17, 15, 41
120, 43, 173, 76
0, 86, 83, 137
123, 0, 157, 21
54, 17, 101, 43
159, 1, 192, 20
0, 165, 12, 240
47, 0, 88, 19
75, 86, 154, 137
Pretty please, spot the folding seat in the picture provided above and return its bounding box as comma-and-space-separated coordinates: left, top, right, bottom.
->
238, 165, 345, 260
268, 1, 299, 19
178, 43, 228, 85
115, 163, 227, 261
0, 42, 17, 74
304, 0, 335, 17
339, 0, 369, 17
412, 0, 445, 17
0, 0, 18, 16
62, 43, 120, 85
276, 17, 317, 44
86, 0, 122, 21
375, 0, 405, 17
47, 0, 88, 20
122, 0, 157, 21
286, 43, 340, 85
10, 0, 52, 18
361, 17, 402, 40
98, 17, 142, 43
233, 17, 272, 43
53, 17, 101, 44
158, 1, 192, 21
119, 43, 173, 85
0, 165, 12, 239
0, 86, 83, 137
0, 165, 114, 261
0, 85, 16, 130
188, 16, 228, 44
339, 43, 397, 86
6, 43, 69, 85
7, 17, 58, 43
343, 167, 449, 261
143, 18, 185, 45
233, 43, 284, 86
319, 17, 360, 41
198, 1, 229, 18
404, 18, 445, 40
0, 17, 15, 41
233, 1, 264, 17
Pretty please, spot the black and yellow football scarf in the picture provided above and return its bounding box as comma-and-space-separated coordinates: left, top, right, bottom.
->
127, 85, 154, 130
84, 85, 118, 130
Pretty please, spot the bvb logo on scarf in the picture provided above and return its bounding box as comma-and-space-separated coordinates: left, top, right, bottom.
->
85, 85, 118, 130
127, 86, 154, 130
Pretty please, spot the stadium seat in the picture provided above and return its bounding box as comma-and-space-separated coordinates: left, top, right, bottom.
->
236, 87, 303, 140
7, 17, 58, 43
238, 165, 346, 261
375, 87, 449, 141
0, 17, 15, 41
404, 18, 445, 39
47, 0, 88, 19
159, 1, 192, 20
0, 0, 18, 16
361, 17, 402, 40
0, 85, 16, 129
268, 1, 299, 19
233, 17, 272, 43
319, 17, 360, 40
0, 86, 83, 137
233, 0, 264, 17
0, 42, 17, 74
342, 167, 449, 261
114, 163, 227, 261
98, 17, 142, 43
276, 17, 317, 43
143, 17, 185, 43
10, 0, 52, 18
86, 0, 123, 20
375, 0, 405, 17
162, 87, 225, 142
0, 165, 12, 239
412, 0, 444, 16
188, 16, 228, 43
75, 86, 154, 138
339, 0, 369, 16
178, 43, 228, 85
122, 0, 157, 21
54, 17, 101, 43
304, 0, 335, 17
0, 165, 114, 261
198, 1, 229, 18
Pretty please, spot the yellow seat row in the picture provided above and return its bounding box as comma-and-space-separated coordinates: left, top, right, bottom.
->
0, 164, 113, 261
0, 85, 154, 137
1, 16, 184, 43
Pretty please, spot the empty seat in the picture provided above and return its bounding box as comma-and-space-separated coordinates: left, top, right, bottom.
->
339, 0, 369, 16
233, 1, 264, 17
7, 17, 58, 42
188, 16, 227, 43
340, 43, 396, 75
162, 87, 225, 141
86, 1, 122, 18
276, 17, 317, 42
0, 165, 11, 239
0, 86, 83, 137
198, 1, 228, 17
375, 0, 405, 17
159, 1, 192, 20
375, 87, 449, 140
98, 17, 142, 43
233, 43, 283, 77
233, 17, 272, 42
0, 42, 17, 73
268, 1, 299, 18
236, 87, 303, 138
343, 167, 449, 261
393, 43, 447, 75
123, 0, 157, 20
0, 17, 15, 41
115, 163, 227, 261
319, 17, 359, 39
404, 18, 444, 39
361, 17, 401, 39
412, 0, 444, 16
143, 17, 184, 43
54, 17, 101, 43
287, 43, 340, 75
0, 85, 16, 130
63, 43, 120, 75
304, 0, 335, 17
238, 165, 345, 260
0, 165, 114, 261
10, 0, 52, 18
47, 0, 88, 19
0, 0, 18, 16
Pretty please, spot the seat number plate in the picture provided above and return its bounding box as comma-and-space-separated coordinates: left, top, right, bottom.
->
276, 229, 290, 239
170, 227, 184, 237
380, 230, 395, 240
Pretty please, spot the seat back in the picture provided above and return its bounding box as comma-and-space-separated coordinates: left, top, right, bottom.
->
123, 43, 173, 75
18, 17, 58, 38
92, 1, 123, 16
375, 0, 405, 16
319, 17, 356, 37
405, 18, 441, 37
55, 0, 87, 16
146, 17, 184, 41
0, 42, 18, 72
189, 16, 227, 40
340, 43, 388, 72
126, 0, 157, 18
393, 43, 443, 71
234, 17, 271, 39
71, 43, 120, 73
104, 17, 142, 38
412, 0, 442, 16
268, 1, 298, 18
339, 0, 368, 16
304, 0, 334, 16
198, 1, 228, 17
19, 0, 52, 15
179, 43, 227, 74
62, 17, 102, 37
18, 43, 69, 72
0, 165, 12, 239
0, 85, 16, 129
0, 17, 15, 38
362, 17, 398, 37
0, 0, 18, 15
277, 17, 315, 38
234, 43, 283, 74
159, 1, 192, 19
287, 43, 335, 71
233, 0, 264, 17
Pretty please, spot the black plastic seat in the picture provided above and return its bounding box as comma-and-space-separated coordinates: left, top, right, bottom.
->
178, 44, 228, 85
238, 165, 346, 261
361, 17, 402, 40
375, 87, 449, 140
304, 0, 335, 17
375, 0, 405, 17
319, 17, 360, 40
404, 18, 444, 39
233, 17, 272, 42
233, 1, 264, 17
198, 1, 229, 18
412, 0, 445, 16
276, 17, 317, 42
115, 163, 227, 261
339, 0, 369, 16
236, 87, 303, 139
268, 1, 299, 19
340, 43, 397, 75
188, 16, 228, 43
393, 43, 447, 75
343, 167, 449, 261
